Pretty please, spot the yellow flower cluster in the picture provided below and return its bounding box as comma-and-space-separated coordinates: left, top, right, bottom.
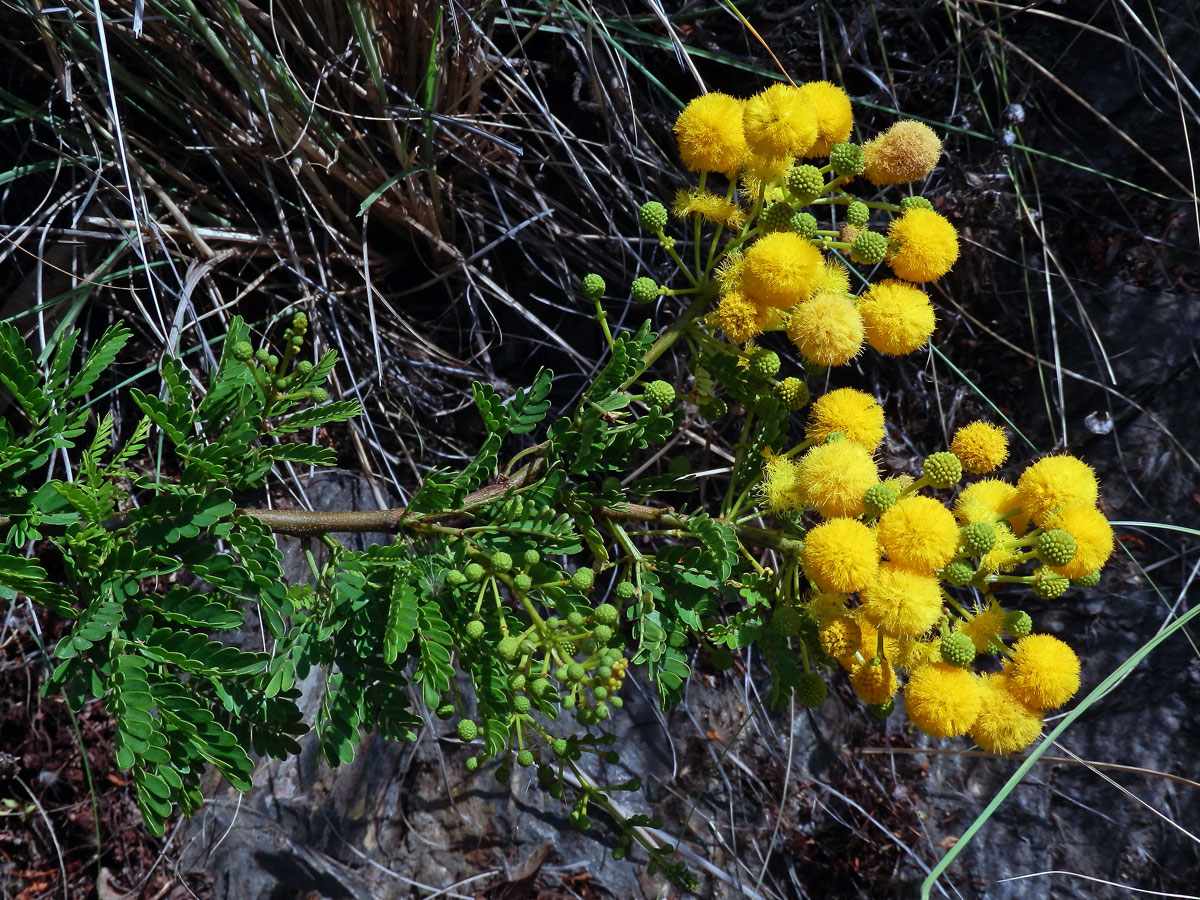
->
763, 403, 1111, 754
671, 85, 959, 374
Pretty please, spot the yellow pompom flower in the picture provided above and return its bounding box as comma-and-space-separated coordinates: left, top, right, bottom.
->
796, 440, 879, 518
858, 562, 943, 639
904, 663, 982, 738
805, 387, 885, 450
797, 81, 854, 156
717, 291, 764, 344
862, 120, 942, 186
954, 479, 1029, 535
1016, 455, 1100, 527
1044, 505, 1114, 579
787, 291, 865, 366
850, 657, 898, 705
886, 207, 959, 282
801, 517, 880, 594
741, 232, 824, 309
806, 591, 850, 624
856, 278, 936, 355
819, 616, 862, 659
674, 92, 749, 174
817, 258, 851, 295
760, 452, 803, 514
950, 422, 1009, 474
672, 189, 746, 228
877, 495, 959, 573
977, 522, 1021, 574
745, 153, 793, 185
954, 599, 1007, 653
1004, 634, 1081, 710
742, 83, 818, 159
970, 673, 1044, 755
892, 637, 938, 671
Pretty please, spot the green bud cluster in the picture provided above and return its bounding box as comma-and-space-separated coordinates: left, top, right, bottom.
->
923, 451, 962, 488
1037, 529, 1077, 567
963, 521, 997, 557
785, 164, 825, 200
790, 211, 819, 238
863, 482, 897, 518
1031, 566, 1070, 600
796, 672, 827, 708
582, 273, 606, 301
845, 200, 870, 227
643, 379, 676, 409
638, 201, 668, 232
849, 230, 889, 265
761, 201, 794, 232
940, 633, 976, 667
776, 376, 809, 410
900, 195, 934, 211
630, 276, 659, 305
749, 349, 781, 380
829, 142, 865, 176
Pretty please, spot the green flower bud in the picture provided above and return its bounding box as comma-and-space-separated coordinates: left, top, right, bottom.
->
829, 142, 865, 177
845, 200, 870, 227
940, 632, 976, 667
570, 567, 595, 592
593, 686, 608, 701
567, 663, 586, 682
643, 379, 676, 409
233, 341, 254, 361
513, 573, 533, 593
1003, 609, 1033, 638
513, 695, 531, 715
267, 354, 279, 369
254, 348, 270, 363
592, 624, 614, 645
292, 311, 308, 331
941, 560, 975, 586
465, 756, 479, 771
498, 635, 522, 661
495, 765, 511, 783
309, 387, 328, 403
523, 548, 541, 567
1071, 570, 1102, 588
863, 482, 897, 518
1037, 529, 1077, 567
436, 702, 455, 720
464, 562, 486, 583
614, 582, 636, 600
868, 697, 895, 719
761, 201, 794, 232
1031, 566, 1070, 601
785, 164, 825, 200
700, 397, 728, 421
530, 678, 550, 698
963, 521, 997, 557
790, 211, 818, 238
749, 348, 781, 380
491, 551, 513, 573
516, 749, 535, 768
445, 569, 467, 587
456, 719, 478, 742
638, 200, 669, 232
596, 665, 612, 679
465, 619, 485, 640
796, 672, 827, 708
551, 738, 570, 757
295, 360, 314, 377
567, 611, 585, 628
923, 451, 963, 489
582, 273, 606, 301
824, 431, 847, 444
899, 195, 934, 212
630, 276, 660, 305
508, 673, 527, 692
776, 376, 810, 411
850, 230, 889, 265
610, 695, 623, 708
772, 604, 804, 638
